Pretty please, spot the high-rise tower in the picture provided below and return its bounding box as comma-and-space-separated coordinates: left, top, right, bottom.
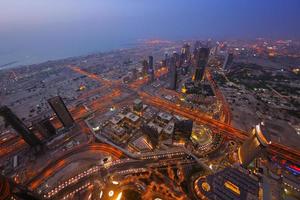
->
193, 47, 210, 83
0, 175, 42, 200
173, 120, 193, 140
238, 122, 271, 168
142, 59, 148, 76
34, 118, 56, 138
193, 166, 259, 200
0, 106, 41, 147
148, 56, 155, 82
181, 43, 191, 62
223, 53, 234, 70
48, 96, 74, 128
169, 56, 177, 90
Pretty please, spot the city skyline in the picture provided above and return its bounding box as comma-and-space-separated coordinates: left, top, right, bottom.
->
0, 1, 299, 200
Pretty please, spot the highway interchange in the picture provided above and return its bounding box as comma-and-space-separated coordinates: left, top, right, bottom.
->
1, 59, 300, 199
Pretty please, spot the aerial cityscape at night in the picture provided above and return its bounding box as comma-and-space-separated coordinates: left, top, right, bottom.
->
0, 1, 300, 200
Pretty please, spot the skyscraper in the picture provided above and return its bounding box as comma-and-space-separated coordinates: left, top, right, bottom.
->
0, 175, 42, 200
181, 61, 189, 75
133, 99, 143, 112
141, 124, 159, 149
223, 53, 234, 70
142, 59, 148, 76
48, 96, 74, 128
163, 52, 169, 67
161, 59, 166, 68
194, 41, 202, 50
193, 47, 210, 83
173, 120, 193, 140
238, 122, 271, 168
172, 51, 181, 67
34, 118, 56, 138
193, 166, 259, 200
148, 56, 155, 82
148, 55, 153, 69
181, 43, 191, 62
169, 56, 177, 90
0, 106, 41, 147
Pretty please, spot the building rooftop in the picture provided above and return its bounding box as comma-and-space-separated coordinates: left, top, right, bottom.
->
157, 112, 173, 122
125, 112, 140, 122
111, 125, 126, 136
131, 135, 153, 151
194, 166, 259, 200
147, 121, 163, 134
134, 99, 142, 105
163, 122, 174, 135
110, 113, 125, 125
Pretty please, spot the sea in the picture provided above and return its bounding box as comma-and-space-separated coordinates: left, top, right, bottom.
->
0, 39, 136, 70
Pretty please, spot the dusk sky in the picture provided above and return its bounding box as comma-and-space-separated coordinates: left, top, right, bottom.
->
1, 0, 300, 66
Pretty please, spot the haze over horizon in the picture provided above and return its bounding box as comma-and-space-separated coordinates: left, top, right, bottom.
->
1, 0, 300, 67
0, 1, 300, 199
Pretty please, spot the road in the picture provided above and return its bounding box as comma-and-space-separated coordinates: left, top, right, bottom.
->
0, 87, 123, 159
1, 61, 297, 200
138, 91, 300, 164
43, 153, 196, 199
1, 62, 299, 179
206, 69, 231, 124
27, 143, 123, 190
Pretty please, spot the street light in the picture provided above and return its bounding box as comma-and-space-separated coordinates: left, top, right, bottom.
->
116, 192, 123, 200
108, 190, 114, 197
112, 181, 119, 185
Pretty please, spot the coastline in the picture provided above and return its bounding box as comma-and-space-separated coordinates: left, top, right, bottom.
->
0, 41, 140, 71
